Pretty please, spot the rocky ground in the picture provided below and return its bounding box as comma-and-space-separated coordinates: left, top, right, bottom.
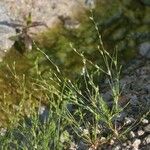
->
75, 55, 150, 150
100, 56, 150, 150
38, 54, 150, 150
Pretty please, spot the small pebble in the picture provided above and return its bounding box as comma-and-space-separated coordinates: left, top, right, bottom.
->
69, 142, 78, 150
116, 112, 127, 122
127, 140, 132, 145
137, 129, 145, 136
141, 118, 149, 124
126, 145, 131, 149
130, 131, 136, 138
143, 135, 150, 144
110, 139, 115, 145
113, 145, 121, 150
122, 143, 127, 146
100, 137, 106, 142
132, 139, 141, 150
124, 117, 135, 125
83, 129, 89, 135
0, 128, 7, 136
130, 95, 138, 106
78, 141, 88, 150
144, 124, 150, 132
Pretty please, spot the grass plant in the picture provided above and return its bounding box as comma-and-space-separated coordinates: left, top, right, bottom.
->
0, 11, 149, 150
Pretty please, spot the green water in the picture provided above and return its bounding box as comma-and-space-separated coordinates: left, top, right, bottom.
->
0, 0, 150, 127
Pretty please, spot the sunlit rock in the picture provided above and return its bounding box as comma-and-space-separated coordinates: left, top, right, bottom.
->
0, 0, 89, 61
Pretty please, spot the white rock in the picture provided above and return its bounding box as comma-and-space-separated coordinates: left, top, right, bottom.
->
0, 128, 7, 136
110, 139, 115, 145
130, 131, 136, 138
142, 118, 149, 124
137, 130, 145, 136
113, 145, 121, 150
132, 139, 141, 150
144, 135, 150, 144
100, 137, 106, 142
69, 142, 78, 150
124, 117, 135, 125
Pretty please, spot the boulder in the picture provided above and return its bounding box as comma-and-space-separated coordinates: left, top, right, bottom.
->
0, 0, 94, 61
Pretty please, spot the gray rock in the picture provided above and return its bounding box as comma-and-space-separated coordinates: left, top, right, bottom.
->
78, 141, 89, 150
144, 124, 150, 132
130, 94, 138, 106
145, 84, 150, 93
0, 2, 16, 59
0, 0, 88, 61
139, 42, 150, 58
102, 90, 112, 102
144, 135, 150, 145
115, 112, 127, 122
